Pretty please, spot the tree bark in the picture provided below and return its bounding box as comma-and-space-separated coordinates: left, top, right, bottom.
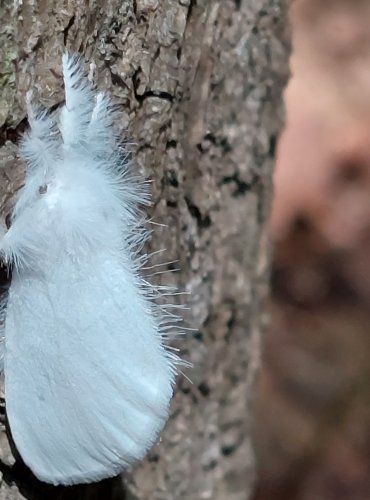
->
0, 0, 290, 498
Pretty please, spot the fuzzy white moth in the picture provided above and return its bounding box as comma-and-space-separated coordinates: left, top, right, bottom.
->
0, 54, 183, 485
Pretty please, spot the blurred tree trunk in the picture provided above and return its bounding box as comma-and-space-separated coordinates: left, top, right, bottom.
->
0, 0, 290, 499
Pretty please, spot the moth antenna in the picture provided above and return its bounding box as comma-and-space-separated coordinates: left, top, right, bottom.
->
60, 53, 94, 148
20, 91, 61, 173
87, 92, 117, 151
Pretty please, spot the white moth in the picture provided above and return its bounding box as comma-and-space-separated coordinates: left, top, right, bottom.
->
0, 54, 183, 485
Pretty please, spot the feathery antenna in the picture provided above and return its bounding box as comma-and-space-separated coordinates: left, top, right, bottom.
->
59, 53, 94, 148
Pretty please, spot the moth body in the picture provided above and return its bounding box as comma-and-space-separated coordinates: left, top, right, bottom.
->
0, 54, 181, 485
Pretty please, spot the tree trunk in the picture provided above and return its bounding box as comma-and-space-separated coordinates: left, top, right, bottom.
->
0, 0, 290, 498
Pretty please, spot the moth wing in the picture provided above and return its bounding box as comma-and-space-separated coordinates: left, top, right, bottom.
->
5, 256, 174, 485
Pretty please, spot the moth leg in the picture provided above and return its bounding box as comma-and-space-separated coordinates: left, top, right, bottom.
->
0, 217, 39, 271
0, 399, 5, 427
0, 222, 10, 272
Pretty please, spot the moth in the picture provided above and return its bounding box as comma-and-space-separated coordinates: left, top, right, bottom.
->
0, 54, 184, 485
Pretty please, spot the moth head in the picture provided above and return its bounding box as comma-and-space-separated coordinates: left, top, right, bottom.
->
10, 166, 53, 224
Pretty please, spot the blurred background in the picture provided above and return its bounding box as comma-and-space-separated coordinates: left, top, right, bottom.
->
253, 1, 370, 499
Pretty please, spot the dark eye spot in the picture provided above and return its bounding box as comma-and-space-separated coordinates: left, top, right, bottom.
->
39, 184, 48, 195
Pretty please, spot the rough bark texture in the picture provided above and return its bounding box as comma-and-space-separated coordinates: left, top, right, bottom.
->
0, 1, 290, 499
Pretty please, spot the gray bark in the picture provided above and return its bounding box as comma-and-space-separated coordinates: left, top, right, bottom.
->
0, 0, 290, 498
